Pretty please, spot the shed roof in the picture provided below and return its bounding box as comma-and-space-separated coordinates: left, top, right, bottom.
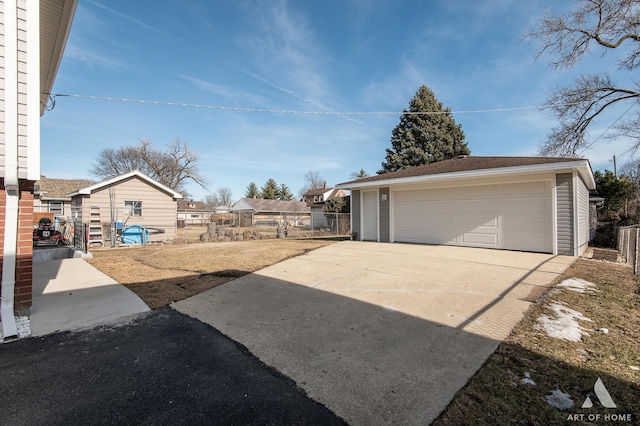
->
67, 170, 183, 199
337, 156, 595, 190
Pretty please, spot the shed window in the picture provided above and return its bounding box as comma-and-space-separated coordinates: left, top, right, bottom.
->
49, 201, 63, 215
124, 200, 143, 216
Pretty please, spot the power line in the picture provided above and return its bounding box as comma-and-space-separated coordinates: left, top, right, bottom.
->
47, 92, 595, 116
577, 102, 636, 156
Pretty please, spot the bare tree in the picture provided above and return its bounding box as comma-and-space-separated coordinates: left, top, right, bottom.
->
91, 139, 208, 195
215, 187, 234, 206
298, 170, 325, 198
526, 0, 640, 156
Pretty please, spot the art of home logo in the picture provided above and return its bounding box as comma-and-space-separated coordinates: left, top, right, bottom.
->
566, 377, 633, 423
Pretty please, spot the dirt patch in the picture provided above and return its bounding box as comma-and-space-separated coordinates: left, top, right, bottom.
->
433, 258, 640, 424
87, 239, 336, 309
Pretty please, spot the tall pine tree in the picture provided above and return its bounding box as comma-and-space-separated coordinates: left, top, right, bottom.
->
378, 85, 470, 174
260, 178, 279, 199
245, 182, 259, 198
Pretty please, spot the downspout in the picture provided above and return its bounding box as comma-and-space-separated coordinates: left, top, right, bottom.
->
1, 0, 19, 340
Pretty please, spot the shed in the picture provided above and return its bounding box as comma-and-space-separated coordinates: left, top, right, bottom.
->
68, 171, 182, 243
337, 156, 595, 256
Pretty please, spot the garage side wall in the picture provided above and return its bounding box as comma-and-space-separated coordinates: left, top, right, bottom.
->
379, 187, 390, 242
577, 177, 589, 254
556, 173, 574, 255
351, 190, 361, 240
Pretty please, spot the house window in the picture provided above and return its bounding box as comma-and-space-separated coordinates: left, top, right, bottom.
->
124, 200, 143, 216
49, 201, 63, 215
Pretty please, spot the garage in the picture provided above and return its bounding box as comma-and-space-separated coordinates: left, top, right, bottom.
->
337, 156, 595, 256
393, 180, 552, 252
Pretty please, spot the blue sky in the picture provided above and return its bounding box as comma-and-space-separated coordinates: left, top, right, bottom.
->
41, 0, 636, 201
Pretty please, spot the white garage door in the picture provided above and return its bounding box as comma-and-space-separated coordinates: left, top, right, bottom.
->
394, 181, 552, 253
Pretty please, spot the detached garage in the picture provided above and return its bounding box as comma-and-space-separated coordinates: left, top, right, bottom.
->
337, 156, 595, 256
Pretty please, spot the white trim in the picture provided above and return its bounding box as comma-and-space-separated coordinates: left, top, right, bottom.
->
2, 0, 20, 339
337, 160, 596, 191
26, 0, 40, 179
68, 170, 183, 199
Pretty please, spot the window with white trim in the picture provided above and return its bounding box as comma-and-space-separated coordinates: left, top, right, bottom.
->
124, 200, 143, 216
48, 201, 63, 215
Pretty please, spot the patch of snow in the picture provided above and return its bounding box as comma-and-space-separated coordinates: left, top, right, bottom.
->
630, 366, 640, 371
545, 389, 574, 410
557, 278, 598, 294
596, 328, 609, 334
521, 371, 536, 386
535, 302, 592, 342
0, 316, 31, 342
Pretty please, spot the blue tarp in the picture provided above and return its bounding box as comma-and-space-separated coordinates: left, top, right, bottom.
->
121, 225, 149, 245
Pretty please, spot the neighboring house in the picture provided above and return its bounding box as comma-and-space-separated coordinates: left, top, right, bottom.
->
303, 184, 348, 229
337, 156, 596, 256
1, 0, 77, 337
303, 183, 347, 205
177, 200, 209, 226
67, 170, 182, 243
34, 176, 94, 218
230, 198, 310, 227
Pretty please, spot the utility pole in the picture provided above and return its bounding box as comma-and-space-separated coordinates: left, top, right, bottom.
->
613, 154, 617, 178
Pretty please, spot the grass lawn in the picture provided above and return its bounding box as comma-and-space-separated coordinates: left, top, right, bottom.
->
433, 255, 640, 425
87, 238, 336, 308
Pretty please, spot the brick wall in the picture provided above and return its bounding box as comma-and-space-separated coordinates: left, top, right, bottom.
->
0, 179, 35, 313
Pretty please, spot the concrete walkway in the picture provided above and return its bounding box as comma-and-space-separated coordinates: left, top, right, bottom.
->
31, 258, 150, 337
173, 241, 575, 425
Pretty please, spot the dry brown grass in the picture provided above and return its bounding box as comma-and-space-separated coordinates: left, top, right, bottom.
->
433, 257, 640, 425
87, 238, 335, 308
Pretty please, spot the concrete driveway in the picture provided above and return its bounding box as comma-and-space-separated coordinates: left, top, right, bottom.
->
173, 241, 575, 425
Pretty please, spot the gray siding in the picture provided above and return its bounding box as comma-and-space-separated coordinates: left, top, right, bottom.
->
351, 190, 361, 240
577, 177, 589, 254
379, 187, 390, 242
556, 173, 574, 255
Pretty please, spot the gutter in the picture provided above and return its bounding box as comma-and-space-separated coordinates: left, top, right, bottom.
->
1, 0, 19, 340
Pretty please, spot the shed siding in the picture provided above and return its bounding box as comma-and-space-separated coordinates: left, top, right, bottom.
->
77, 176, 178, 242
577, 176, 589, 254
379, 187, 390, 242
351, 190, 361, 240
556, 173, 574, 255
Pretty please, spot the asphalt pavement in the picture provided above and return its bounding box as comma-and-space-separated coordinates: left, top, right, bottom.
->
0, 308, 344, 426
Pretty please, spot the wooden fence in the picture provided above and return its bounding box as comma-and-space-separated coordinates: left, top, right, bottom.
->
617, 225, 640, 274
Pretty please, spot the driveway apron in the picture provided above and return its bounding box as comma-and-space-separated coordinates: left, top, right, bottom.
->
173, 241, 575, 425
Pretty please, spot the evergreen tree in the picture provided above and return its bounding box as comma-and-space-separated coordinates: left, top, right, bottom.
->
276, 183, 293, 200
260, 178, 279, 199
378, 85, 469, 174
245, 182, 259, 198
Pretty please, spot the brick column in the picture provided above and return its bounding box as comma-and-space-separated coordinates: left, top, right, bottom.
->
0, 179, 34, 314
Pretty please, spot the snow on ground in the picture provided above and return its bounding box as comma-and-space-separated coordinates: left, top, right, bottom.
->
0, 316, 31, 342
556, 278, 598, 294
535, 302, 592, 342
545, 388, 574, 410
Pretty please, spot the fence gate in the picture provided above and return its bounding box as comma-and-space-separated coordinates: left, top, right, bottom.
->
73, 221, 87, 252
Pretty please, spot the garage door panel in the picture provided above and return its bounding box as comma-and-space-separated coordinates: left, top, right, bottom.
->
462, 232, 498, 245
462, 215, 498, 228
459, 185, 498, 198
393, 181, 552, 253
503, 181, 548, 196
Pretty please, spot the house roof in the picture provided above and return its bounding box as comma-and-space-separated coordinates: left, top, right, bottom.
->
337, 156, 596, 190
230, 198, 311, 214
35, 176, 94, 200
67, 170, 183, 199
40, 0, 78, 116
177, 200, 205, 210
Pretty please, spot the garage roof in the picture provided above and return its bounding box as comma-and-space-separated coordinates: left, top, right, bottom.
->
337, 156, 595, 190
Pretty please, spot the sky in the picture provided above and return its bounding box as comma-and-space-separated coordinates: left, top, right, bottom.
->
41, 0, 638, 202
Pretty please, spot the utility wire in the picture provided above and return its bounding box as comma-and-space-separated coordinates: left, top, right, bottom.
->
47, 92, 595, 116
577, 101, 636, 156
